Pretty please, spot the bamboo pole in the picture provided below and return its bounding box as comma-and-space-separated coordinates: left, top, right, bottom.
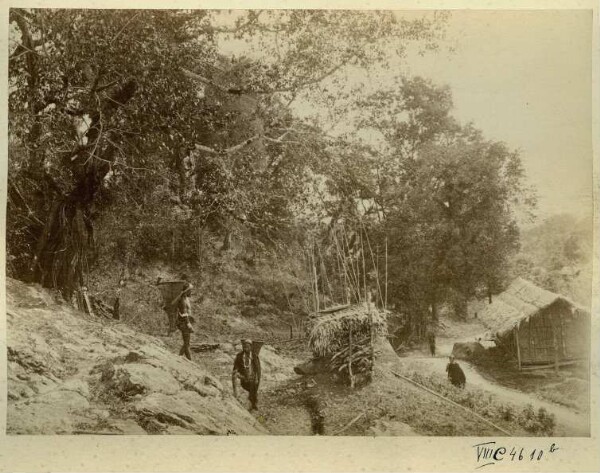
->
333, 230, 347, 304
361, 222, 385, 308
317, 243, 334, 306
291, 247, 312, 318
342, 225, 361, 303
390, 370, 512, 436
334, 229, 359, 303
360, 228, 374, 369
348, 326, 355, 388
385, 236, 388, 310
312, 244, 319, 314
273, 249, 298, 336
360, 230, 368, 304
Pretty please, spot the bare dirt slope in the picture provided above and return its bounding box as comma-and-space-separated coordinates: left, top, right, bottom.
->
6, 278, 265, 435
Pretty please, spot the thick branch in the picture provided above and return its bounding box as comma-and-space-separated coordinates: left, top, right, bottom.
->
182, 54, 354, 96
195, 134, 260, 156
181, 68, 246, 95
93, 80, 119, 93
264, 135, 301, 145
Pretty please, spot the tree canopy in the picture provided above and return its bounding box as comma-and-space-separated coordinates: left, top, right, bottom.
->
8, 9, 534, 335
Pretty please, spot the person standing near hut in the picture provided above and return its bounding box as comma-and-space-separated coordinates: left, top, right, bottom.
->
427, 331, 436, 357
446, 355, 466, 388
177, 283, 194, 360
232, 339, 261, 410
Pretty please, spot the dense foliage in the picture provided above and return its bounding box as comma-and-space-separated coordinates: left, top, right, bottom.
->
512, 214, 593, 306
8, 9, 534, 337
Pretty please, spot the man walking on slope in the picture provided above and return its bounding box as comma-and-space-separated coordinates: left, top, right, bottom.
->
232, 339, 261, 410
177, 283, 194, 360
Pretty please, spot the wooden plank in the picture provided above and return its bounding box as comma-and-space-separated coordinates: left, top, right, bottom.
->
514, 328, 522, 371
520, 359, 582, 371
529, 318, 535, 362
552, 316, 559, 373
560, 315, 567, 357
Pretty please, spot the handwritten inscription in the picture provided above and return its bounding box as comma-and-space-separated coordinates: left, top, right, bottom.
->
473, 441, 559, 468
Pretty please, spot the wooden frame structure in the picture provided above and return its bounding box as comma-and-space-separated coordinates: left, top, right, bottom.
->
478, 278, 590, 369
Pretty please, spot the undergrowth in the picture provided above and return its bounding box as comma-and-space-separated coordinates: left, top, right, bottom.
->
408, 371, 555, 436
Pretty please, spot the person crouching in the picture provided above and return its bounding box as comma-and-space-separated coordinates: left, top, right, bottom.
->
446, 355, 466, 388
232, 339, 261, 410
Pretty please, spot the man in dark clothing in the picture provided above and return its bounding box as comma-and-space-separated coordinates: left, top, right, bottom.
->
427, 332, 436, 357
446, 355, 466, 388
232, 339, 261, 410
177, 283, 194, 360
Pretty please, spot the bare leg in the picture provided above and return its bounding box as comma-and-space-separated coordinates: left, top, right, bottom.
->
180, 331, 191, 360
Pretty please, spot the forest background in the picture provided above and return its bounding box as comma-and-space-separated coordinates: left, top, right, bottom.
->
6, 9, 593, 341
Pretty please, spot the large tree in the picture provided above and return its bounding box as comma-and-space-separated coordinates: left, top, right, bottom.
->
8, 9, 217, 297
7, 9, 449, 298
314, 77, 534, 333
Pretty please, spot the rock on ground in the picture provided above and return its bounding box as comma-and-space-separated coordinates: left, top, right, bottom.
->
6, 278, 265, 435
451, 341, 486, 361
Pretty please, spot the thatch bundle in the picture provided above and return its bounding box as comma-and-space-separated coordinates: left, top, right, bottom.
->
307, 304, 388, 380
478, 277, 587, 339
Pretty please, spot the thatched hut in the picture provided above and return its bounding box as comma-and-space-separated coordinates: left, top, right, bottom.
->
306, 303, 389, 383
478, 278, 590, 369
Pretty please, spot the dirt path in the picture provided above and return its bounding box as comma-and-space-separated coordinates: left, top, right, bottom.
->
405, 350, 589, 436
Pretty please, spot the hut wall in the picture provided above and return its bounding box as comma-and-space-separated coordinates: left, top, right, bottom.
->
561, 310, 590, 360
516, 301, 587, 365
516, 318, 533, 363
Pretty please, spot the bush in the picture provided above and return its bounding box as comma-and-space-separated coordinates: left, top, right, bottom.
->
517, 405, 555, 436
406, 371, 555, 436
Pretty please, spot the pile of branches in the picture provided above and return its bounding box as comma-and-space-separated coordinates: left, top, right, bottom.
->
328, 336, 372, 376
307, 304, 388, 384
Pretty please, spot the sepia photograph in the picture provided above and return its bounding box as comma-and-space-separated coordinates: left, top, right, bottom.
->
2, 4, 596, 454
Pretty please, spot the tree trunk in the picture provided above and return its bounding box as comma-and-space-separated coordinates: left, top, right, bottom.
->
32, 80, 137, 299
222, 229, 232, 251
429, 288, 438, 321
453, 291, 468, 319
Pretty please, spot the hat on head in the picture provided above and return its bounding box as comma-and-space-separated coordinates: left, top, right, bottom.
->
241, 338, 252, 345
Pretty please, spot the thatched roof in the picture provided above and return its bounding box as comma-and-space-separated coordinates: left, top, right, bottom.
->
478, 278, 587, 338
308, 303, 388, 357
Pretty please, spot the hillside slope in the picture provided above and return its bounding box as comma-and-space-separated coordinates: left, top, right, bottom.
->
6, 278, 265, 435
515, 213, 593, 307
